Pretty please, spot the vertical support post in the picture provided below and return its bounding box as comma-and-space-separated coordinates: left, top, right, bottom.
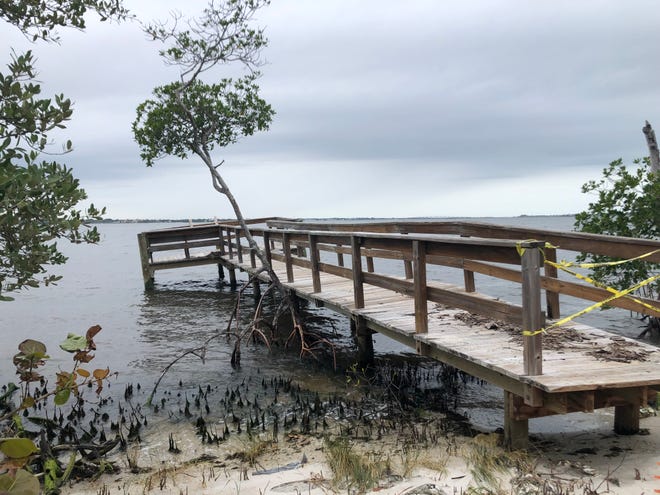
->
218, 227, 226, 255
504, 391, 529, 450
337, 244, 345, 267
366, 256, 375, 273
283, 233, 294, 283
412, 241, 428, 335
404, 259, 413, 279
309, 234, 321, 293
544, 247, 560, 318
463, 269, 476, 293
217, 226, 226, 280
183, 239, 190, 259
137, 233, 154, 290
614, 403, 641, 435
227, 229, 234, 259
412, 240, 428, 356
521, 241, 543, 376
253, 278, 262, 300
264, 232, 272, 265
250, 248, 256, 269
614, 387, 643, 435
229, 267, 237, 288
521, 241, 544, 407
351, 236, 364, 309
235, 228, 243, 264
354, 316, 374, 366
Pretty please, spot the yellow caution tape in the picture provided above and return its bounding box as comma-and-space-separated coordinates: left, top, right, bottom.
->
516, 240, 558, 258
545, 260, 660, 315
516, 244, 660, 337
553, 249, 660, 270
523, 272, 660, 336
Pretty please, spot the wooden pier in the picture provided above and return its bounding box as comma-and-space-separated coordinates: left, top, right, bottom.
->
138, 218, 660, 449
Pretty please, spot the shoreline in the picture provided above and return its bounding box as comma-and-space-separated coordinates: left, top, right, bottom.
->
68, 408, 660, 495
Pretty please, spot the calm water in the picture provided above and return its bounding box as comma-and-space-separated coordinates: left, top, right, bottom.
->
0, 216, 651, 434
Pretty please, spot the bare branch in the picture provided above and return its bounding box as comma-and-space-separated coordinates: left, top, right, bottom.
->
643, 120, 660, 173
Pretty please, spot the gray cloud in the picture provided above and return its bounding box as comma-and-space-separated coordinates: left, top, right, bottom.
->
3, 0, 659, 218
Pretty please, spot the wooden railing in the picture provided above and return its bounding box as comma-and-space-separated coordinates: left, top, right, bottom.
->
138, 219, 660, 379
264, 219, 660, 320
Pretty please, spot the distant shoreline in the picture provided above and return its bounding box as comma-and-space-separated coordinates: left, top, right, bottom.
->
93, 214, 576, 224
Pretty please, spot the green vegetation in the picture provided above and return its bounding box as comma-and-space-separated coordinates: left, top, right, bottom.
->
0, 1, 128, 299
574, 158, 659, 300
324, 436, 390, 492
0, 327, 115, 495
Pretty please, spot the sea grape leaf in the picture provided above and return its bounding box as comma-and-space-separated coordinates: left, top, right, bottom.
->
74, 350, 94, 363
93, 368, 110, 380
20, 396, 35, 409
17, 340, 46, 356
0, 438, 39, 458
59, 333, 87, 352
54, 387, 70, 406
86, 324, 102, 340
0, 469, 40, 495
76, 368, 90, 378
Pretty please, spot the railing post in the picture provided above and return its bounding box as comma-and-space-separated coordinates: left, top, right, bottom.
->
351, 236, 364, 309
235, 228, 243, 264
366, 255, 375, 273
337, 244, 345, 267
463, 269, 476, 292
283, 232, 294, 283
404, 259, 413, 279
521, 241, 544, 377
309, 234, 321, 293
137, 233, 154, 290
263, 231, 272, 265
183, 239, 190, 259
227, 229, 233, 259
544, 246, 560, 318
217, 227, 226, 255
413, 240, 428, 334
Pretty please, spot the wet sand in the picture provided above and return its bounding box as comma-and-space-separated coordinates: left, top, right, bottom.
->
68, 410, 660, 495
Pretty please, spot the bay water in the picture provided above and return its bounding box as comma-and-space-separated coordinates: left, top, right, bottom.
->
0, 216, 651, 438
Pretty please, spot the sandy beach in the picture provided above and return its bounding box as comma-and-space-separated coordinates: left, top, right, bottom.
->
67, 408, 660, 495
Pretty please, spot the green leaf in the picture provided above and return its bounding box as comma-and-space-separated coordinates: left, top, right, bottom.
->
54, 387, 71, 406
0, 469, 41, 495
0, 438, 39, 458
59, 333, 87, 352
17, 339, 46, 356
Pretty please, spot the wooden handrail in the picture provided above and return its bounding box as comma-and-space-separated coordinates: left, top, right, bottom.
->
139, 219, 660, 323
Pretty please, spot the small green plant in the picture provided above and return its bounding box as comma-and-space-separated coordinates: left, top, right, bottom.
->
229, 437, 274, 467
0, 325, 115, 495
464, 434, 533, 491
324, 436, 388, 492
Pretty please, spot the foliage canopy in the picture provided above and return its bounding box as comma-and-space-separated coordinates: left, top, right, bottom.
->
0, 1, 127, 299
574, 158, 659, 299
133, 74, 274, 167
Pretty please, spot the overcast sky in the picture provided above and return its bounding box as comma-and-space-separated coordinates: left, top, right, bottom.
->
3, 1, 659, 219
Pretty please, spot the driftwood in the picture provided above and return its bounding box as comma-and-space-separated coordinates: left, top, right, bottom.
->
643, 120, 660, 173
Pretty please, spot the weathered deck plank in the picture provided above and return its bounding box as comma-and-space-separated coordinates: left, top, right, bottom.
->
246, 257, 660, 395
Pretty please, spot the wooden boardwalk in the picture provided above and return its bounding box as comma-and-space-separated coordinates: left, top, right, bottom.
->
138, 218, 660, 448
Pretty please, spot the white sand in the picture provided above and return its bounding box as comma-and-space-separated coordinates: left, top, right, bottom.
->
66, 411, 660, 495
